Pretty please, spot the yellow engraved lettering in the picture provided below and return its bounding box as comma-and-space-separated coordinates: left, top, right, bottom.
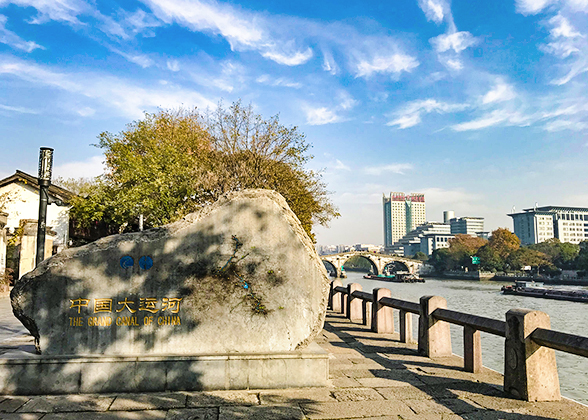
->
139, 298, 158, 313
69, 298, 90, 314
115, 316, 139, 327
69, 317, 84, 327
161, 298, 183, 314
94, 298, 113, 313
116, 298, 136, 314
88, 316, 112, 327
144, 316, 153, 326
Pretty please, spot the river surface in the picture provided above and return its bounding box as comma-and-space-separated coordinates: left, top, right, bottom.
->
343, 271, 588, 405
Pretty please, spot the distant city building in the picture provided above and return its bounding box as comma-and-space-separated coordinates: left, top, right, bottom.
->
351, 244, 383, 253
388, 222, 450, 257
450, 217, 485, 237
443, 210, 455, 224
383, 192, 426, 251
316, 244, 352, 255
420, 233, 454, 256
508, 206, 588, 245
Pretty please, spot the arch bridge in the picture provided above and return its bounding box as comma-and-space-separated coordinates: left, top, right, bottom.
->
321, 252, 426, 278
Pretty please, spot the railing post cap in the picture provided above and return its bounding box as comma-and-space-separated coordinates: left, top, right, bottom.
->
420, 295, 445, 303
506, 308, 543, 317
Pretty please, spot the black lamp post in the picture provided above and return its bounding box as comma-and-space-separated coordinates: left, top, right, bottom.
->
36, 147, 53, 267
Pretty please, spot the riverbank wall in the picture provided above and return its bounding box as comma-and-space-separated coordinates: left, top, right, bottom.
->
424, 272, 588, 286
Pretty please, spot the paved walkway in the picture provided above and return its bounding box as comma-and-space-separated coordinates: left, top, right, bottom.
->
2, 309, 588, 419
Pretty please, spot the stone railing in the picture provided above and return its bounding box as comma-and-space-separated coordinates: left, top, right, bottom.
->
329, 279, 588, 402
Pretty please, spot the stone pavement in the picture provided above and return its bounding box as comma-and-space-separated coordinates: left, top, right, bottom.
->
2, 310, 588, 419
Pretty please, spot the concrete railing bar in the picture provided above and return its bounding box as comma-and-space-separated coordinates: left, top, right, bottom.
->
379, 296, 420, 314
531, 328, 588, 359
334, 286, 347, 294
351, 290, 373, 301
432, 308, 506, 337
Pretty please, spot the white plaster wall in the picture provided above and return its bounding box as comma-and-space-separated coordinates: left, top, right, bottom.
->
0, 183, 70, 247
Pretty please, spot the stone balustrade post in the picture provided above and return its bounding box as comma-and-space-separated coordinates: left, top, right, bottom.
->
418, 296, 452, 357
504, 309, 561, 402
341, 287, 348, 317
372, 288, 394, 334
347, 283, 363, 321
362, 299, 372, 327
331, 279, 343, 313
399, 310, 413, 343
464, 325, 482, 373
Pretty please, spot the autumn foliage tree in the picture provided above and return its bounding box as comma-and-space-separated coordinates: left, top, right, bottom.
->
65, 102, 339, 242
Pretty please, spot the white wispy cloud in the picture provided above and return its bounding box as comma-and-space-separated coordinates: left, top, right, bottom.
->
417, 0, 448, 24
166, 59, 180, 72
364, 163, 414, 175
322, 50, 338, 75
141, 0, 313, 67
333, 159, 351, 171
0, 0, 88, 24
354, 52, 419, 78
451, 109, 533, 131
482, 79, 516, 104
515, 0, 555, 15
302, 91, 357, 125
0, 103, 38, 114
304, 106, 341, 125
430, 31, 478, 53
0, 57, 215, 118
261, 47, 313, 66
116, 51, 154, 68
419, 187, 485, 214
53, 155, 105, 178
256, 74, 302, 88
337, 91, 358, 110
387, 99, 468, 129
0, 15, 43, 52
544, 119, 587, 131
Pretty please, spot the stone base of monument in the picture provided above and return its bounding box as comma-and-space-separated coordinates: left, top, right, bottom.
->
0, 343, 328, 395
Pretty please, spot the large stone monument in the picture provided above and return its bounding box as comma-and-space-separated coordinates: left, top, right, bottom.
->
3, 189, 330, 394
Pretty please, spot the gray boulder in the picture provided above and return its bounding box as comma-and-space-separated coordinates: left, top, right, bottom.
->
11, 189, 330, 356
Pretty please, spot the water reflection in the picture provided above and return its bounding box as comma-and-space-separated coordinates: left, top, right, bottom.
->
344, 271, 588, 404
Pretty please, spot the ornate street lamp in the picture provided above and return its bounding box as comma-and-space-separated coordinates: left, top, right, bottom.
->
36, 147, 53, 267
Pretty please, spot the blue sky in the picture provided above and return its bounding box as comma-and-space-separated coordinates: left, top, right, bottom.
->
1, 0, 587, 246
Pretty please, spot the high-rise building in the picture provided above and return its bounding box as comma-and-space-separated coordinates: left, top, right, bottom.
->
508, 206, 588, 245
450, 217, 485, 237
383, 192, 426, 249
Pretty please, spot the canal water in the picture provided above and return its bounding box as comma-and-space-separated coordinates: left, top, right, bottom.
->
343, 271, 588, 405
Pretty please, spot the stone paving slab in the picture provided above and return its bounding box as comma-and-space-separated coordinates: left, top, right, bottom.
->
165, 408, 218, 420
15, 395, 114, 413
259, 388, 335, 405
219, 405, 305, 420
0, 414, 44, 420
186, 391, 259, 407
108, 393, 186, 411
0, 396, 29, 413
300, 400, 414, 419
331, 387, 384, 402
41, 410, 168, 419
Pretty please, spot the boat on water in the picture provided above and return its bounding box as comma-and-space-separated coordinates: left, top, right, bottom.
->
501, 281, 588, 303
363, 270, 425, 283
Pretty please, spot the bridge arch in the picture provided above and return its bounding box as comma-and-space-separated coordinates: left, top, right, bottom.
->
343, 255, 378, 275
383, 261, 410, 273
320, 252, 426, 278
322, 260, 337, 277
